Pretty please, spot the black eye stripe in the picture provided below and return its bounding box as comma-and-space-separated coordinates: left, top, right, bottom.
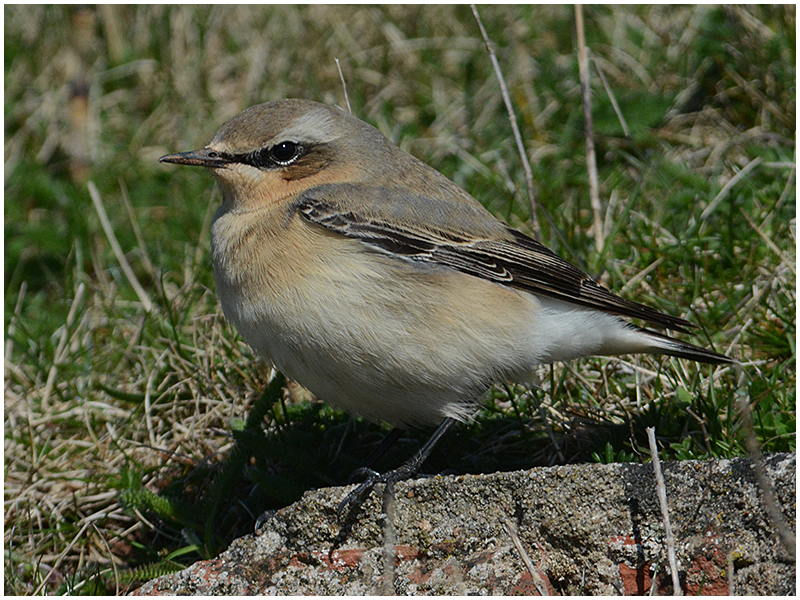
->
229, 141, 306, 169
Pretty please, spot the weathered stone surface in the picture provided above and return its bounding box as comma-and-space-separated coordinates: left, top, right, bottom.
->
133, 453, 795, 595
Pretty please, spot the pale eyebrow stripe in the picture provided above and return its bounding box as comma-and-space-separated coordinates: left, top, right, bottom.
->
277, 111, 341, 145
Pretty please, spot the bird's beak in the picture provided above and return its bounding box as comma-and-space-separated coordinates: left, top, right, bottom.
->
159, 148, 230, 168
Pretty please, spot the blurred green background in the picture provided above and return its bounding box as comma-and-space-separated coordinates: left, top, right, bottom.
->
5, 5, 795, 594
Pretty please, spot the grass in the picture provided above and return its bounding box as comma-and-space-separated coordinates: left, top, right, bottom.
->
5, 5, 795, 595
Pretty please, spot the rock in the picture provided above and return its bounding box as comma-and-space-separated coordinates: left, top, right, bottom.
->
132, 453, 795, 595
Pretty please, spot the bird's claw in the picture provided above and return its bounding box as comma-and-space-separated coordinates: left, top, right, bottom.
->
335, 463, 417, 522
336, 468, 384, 521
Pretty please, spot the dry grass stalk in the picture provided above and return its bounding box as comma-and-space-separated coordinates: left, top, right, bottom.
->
503, 517, 549, 596
574, 4, 604, 252
646, 426, 682, 595
87, 181, 153, 312
471, 4, 540, 238
736, 392, 796, 558
381, 482, 397, 595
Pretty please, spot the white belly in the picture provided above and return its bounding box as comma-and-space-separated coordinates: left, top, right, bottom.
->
211, 207, 647, 427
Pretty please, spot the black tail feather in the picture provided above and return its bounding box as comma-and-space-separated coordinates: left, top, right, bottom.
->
645, 328, 734, 365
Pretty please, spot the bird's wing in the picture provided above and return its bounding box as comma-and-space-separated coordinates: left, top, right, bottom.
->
296, 183, 694, 332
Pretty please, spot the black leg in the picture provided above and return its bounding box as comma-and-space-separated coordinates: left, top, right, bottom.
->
354, 426, 406, 475
337, 417, 456, 520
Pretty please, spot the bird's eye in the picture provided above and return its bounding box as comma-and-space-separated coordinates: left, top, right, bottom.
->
270, 141, 300, 165
207, 150, 219, 158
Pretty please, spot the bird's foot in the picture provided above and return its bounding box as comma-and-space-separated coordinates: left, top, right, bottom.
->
329, 463, 416, 559
328, 417, 456, 558
335, 463, 417, 522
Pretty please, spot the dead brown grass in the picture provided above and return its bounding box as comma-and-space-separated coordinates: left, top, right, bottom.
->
5, 4, 794, 594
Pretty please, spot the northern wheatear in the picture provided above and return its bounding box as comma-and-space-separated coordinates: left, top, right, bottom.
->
160, 99, 731, 498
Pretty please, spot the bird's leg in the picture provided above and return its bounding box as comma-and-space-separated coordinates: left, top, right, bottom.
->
329, 418, 456, 557
336, 417, 456, 521
355, 426, 406, 473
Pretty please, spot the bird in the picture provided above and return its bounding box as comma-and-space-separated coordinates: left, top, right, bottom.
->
159, 99, 732, 508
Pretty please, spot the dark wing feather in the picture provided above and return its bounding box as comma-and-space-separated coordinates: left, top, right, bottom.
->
296, 190, 694, 332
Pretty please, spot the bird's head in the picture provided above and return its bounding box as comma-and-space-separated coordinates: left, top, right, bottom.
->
159, 99, 392, 212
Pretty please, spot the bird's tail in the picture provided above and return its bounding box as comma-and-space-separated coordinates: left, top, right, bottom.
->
640, 327, 734, 365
